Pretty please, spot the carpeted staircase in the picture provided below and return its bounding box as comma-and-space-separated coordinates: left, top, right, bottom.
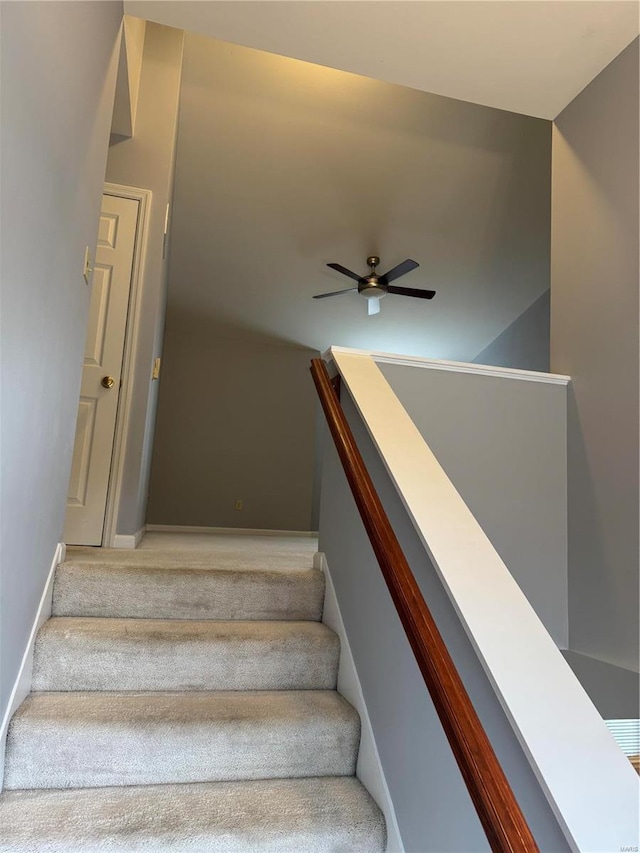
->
0, 547, 386, 851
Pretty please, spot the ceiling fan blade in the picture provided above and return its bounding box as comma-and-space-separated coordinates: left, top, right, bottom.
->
379, 259, 419, 284
367, 297, 381, 316
313, 287, 358, 299
327, 262, 362, 282
387, 284, 436, 300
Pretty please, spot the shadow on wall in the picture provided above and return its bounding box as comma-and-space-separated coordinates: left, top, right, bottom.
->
473, 289, 550, 372
146, 304, 319, 532
566, 385, 639, 672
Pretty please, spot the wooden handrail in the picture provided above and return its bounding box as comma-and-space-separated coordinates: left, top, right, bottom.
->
310, 357, 539, 853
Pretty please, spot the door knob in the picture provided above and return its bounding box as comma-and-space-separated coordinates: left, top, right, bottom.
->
101, 376, 115, 389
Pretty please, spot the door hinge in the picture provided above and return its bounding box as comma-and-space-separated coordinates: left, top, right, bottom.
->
162, 203, 170, 259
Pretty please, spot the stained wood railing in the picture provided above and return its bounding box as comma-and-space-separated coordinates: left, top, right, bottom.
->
310, 357, 539, 853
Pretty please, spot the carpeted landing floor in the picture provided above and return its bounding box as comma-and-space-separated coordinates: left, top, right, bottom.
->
0, 537, 386, 851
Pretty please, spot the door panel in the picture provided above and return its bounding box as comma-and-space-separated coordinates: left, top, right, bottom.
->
83, 264, 113, 366
64, 193, 139, 545
66, 399, 97, 506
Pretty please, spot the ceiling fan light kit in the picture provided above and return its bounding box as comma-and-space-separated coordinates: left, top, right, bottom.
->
313, 255, 436, 314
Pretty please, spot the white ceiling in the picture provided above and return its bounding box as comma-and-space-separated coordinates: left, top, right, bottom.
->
124, 1, 638, 119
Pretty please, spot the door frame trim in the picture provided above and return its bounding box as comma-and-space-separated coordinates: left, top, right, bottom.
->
102, 182, 152, 548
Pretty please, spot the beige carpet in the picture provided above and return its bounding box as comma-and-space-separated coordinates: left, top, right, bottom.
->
0, 537, 385, 851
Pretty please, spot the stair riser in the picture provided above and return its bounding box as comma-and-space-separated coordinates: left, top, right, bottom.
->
52, 566, 325, 621
0, 777, 386, 853
32, 631, 339, 692
5, 723, 359, 789
4, 695, 359, 790
0, 826, 383, 853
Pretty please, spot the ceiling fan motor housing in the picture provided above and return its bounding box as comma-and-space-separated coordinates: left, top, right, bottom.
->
359, 278, 387, 299
361, 257, 385, 298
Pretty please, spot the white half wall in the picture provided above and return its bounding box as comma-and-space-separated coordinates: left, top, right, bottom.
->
318, 354, 638, 851
318, 433, 570, 852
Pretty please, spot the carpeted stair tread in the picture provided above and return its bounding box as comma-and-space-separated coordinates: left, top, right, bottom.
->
3, 543, 386, 847
4, 690, 360, 789
65, 545, 317, 572
52, 561, 324, 621
0, 776, 386, 852
32, 618, 340, 691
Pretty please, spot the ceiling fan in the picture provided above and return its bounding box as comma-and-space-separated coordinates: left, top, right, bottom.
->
313, 256, 436, 315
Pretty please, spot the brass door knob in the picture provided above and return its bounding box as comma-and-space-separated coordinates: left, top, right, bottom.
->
101, 376, 115, 389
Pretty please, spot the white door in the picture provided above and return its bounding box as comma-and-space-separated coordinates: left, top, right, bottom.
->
64, 193, 139, 545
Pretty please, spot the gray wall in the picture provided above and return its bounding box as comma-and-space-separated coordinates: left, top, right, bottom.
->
551, 38, 639, 673
562, 651, 639, 720
149, 30, 552, 531
105, 21, 184, 536
147, 322, 317, 530
379, 363, 568, 646
319, 393, 569, 852
0, 2, 122, 717
474, 289, 550, 372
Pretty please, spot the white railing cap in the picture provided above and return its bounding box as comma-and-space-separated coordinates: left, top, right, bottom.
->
323, 345, 571, 385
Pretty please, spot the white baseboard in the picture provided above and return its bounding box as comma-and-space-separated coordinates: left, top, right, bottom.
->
0, 541, 64, 790
145, 524, 318, 538
317, 552, 404, 853
112, 526, 146, 549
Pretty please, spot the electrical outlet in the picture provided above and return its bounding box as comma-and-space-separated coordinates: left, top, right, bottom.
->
234, 499, 243, 511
